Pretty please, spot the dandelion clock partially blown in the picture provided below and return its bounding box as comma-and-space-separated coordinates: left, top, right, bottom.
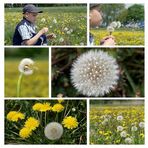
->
44, 122, 63, 140
18, 58, 34, 75
71, 50, 119, 96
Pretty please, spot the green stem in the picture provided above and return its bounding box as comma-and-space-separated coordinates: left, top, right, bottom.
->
17, 73, 23, 97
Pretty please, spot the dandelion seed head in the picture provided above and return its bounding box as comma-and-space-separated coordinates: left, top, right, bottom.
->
110, 21, 118, 28
18, 58, 34, 75
59, 37, 64, 43
139, 122, 144, 128
107, 26, 115, 33
117, 115, 123, 121
131, 126, 138, 131
125, 137, 133, 144
44, 122, 63, 140
71, 50, 119, 96
116, 21, 121, 28
120, 131, 127, 138
117, 126, 123, 131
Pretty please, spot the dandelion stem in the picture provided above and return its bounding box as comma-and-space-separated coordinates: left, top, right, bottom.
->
17, 73, 23, 97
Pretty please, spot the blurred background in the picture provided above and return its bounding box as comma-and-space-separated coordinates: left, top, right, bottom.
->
5, 48, 49, 97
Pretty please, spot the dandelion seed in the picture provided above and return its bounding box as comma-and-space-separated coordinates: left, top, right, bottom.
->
18, 58, 34, 75
120, 131, 127, 137
6, 111, 25, 122
139, 122, 144, 128
44, 122, 63, 140
72, 108, 76, 112
117, 115, 123, 121
62, 116, 78, 129
71, 50, 119, 96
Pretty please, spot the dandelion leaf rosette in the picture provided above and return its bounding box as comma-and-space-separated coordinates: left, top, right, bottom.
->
71, 50, 119, 96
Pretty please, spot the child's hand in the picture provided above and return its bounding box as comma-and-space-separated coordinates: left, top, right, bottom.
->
47, 33, 56, 40
39, 27, 49, 35
100, 35, 116, 46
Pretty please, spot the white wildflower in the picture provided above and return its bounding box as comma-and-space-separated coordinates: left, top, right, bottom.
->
41, 18, 46, 23
110, 21, 118, 28
59, 37, 64, 43
44, 122, 63, 140
139, 122, 144, 128
71, 50, 119, 96
53, 18, 57, 24
107, 26, 115, 33
18, 58, 34, 75
125, 137, 133, 144
120, 131, 127, 138
117, 115, 123, 121
131, 126, 138, 131
117, 126, 123, 131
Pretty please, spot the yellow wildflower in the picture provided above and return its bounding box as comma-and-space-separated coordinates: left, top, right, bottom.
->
19, 127, 32, 139
32, 102, 52, 112
24, 117, 39, 131
57, 99, 64, 104
6, 111, 25, 122
62, 116, 78, 129
52, 103, 64, 112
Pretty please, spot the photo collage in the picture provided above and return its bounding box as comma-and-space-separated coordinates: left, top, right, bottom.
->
3, 2, 145, 145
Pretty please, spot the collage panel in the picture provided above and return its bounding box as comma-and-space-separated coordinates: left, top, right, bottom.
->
89, 3, 144, 46
52, 48, 144, 97
4, 3, 87, 46
5, 47, 49, 98
5, 99, 87, 144
90, 100, 144, 144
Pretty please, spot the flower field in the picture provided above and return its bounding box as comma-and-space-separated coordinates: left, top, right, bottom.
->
5, 6, 87, 45
90, 101, 144, 144
5, 99, 87, 144
90, 28, 144, 45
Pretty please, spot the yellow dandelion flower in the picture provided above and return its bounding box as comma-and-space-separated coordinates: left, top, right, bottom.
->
24, 117, 39, 131
32, 103, 43, 111
62, 116, 78, 129
32, 102, 52, 112
52, 103, 64, 112
19, 127, 32, 139
57, 99, 64, 104
6, 111, 25, 122
40, 103, 52, 112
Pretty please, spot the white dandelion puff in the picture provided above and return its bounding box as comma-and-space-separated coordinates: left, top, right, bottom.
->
67, 30, 71, 34
110, 21, 118, 28
64, 27, 68, 31
18, 58, 34, 75
116, 21, 121, 28
53, 18, 57, 24
117, 126, 123, 131
117, 115, 123, 121
71, 50, 119, 96
139, 122, 144, 128
44, 122, 63, 140
120, 131, 127, 138
131, 126, 138, 131
41, 18, 46, 23
59, 37, 64, 43
107, 26, 115, 33
125, 137, 133, 144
